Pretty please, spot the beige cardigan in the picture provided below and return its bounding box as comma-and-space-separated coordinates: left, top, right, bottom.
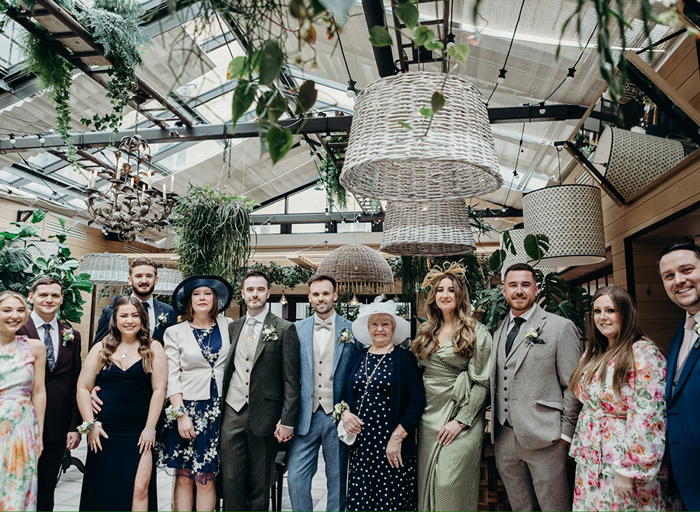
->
163, 316, 233, 401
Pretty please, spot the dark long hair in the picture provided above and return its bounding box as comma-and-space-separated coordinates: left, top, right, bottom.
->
569, 286, 646, 396
96, 297, 153, 373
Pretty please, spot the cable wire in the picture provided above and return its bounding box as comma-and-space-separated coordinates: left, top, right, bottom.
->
485, 0, 527, 106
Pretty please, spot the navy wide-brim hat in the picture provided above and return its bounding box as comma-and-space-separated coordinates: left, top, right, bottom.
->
172, 275, 234, 316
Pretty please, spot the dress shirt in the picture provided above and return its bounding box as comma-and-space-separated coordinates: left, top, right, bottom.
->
31, 310, 59, 355
313, 311, 336, 353
677, 311, 700, 372
505, 305, 571, 444
133, 294, 155, 336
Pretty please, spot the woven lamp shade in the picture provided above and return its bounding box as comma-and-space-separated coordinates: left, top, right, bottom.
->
316, 244, 395, 295
381, 200, 476, 256
500, 229, 555, 279
522, 185, 606, 267
340, 72, 502, 201
153, 268, 184, 295
591, 127, 684, 205
79, 253, 129, 285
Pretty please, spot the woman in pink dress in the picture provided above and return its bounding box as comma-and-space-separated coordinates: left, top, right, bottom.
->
0, 290, 47, 511
569, 286, 667, 511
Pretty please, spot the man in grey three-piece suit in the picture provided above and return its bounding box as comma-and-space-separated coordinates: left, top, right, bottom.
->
221, 270, 301, 511
490, 263, 583, 511
287, 274, 362, 511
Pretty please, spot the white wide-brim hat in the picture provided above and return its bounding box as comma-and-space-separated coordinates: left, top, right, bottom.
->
352, 296, 411, 346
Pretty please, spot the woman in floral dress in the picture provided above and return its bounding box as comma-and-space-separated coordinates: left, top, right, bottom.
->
569, 286, 668, 511
157, 276, 233, 511
0, 291, 46, 511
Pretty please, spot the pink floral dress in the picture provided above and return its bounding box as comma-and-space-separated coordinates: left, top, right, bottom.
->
569, 339, 667, 511
0, 336, 39, 511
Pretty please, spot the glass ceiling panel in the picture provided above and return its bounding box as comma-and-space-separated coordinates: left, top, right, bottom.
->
0, 21, 27, 71
27, 152, 61, 168
157, 140, 222, 172
256, 199, 285, 215
0, 169, 20, 183
287, 186, 326, 214
22, 181, 54, 196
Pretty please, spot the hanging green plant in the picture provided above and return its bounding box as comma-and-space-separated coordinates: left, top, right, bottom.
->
170, 185, 258, 286
250, 261, 315, 289
315, 136, 348, 211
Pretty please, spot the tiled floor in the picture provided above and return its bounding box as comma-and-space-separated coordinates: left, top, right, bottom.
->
54, 440, 330, 511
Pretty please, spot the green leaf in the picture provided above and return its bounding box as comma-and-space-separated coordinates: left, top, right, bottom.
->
227, 56, 248, 80
58, 218, 66, 231
295, 80, 318, 115
267, 126, 294, 164
431, 91, 445, 113
259, 40, 285, 86
447, 42, 470, 65
397, 120, 413, 130
256, 91, 289, 124
289, 0, 304, 19
424, 40, 444, 51
502, 230, 516, 255
395, 1, 418, 29
419, 107, 433, 117
524, 233, 550, 262
31, 209, 45, 224
231, 80, 258, 129
0, 247, 33, 272
413, 26, 434, 47
488, 249, 507, 272
369, 26, 393, 47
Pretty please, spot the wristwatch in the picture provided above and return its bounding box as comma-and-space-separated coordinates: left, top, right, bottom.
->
456, 420, 466, 428
392, 431, 404, 439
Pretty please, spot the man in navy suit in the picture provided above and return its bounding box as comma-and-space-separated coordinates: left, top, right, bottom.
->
18, 277, 82, 511
287, 274, 361, 511
659, 242, 700, 510
94, 256, 176, 345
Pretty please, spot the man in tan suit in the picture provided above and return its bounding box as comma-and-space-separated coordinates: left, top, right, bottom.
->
490, 263, 582, 511
221, 270, 300, 511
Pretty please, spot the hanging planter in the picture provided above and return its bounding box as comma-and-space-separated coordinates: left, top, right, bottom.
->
340, 72, 502, 201
381, 200, 476, 256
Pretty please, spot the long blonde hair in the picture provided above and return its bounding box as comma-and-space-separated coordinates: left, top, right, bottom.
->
411, 268, 477, 360
569, 286, 645, 397
96, 297, 154, 373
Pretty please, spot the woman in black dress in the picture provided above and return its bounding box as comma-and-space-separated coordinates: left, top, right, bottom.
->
76, 297, 168, 511
339, 297, 426, 511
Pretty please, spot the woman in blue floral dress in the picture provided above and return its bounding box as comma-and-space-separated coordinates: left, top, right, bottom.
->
569, 286, 668, 511
157, 276, 233, 512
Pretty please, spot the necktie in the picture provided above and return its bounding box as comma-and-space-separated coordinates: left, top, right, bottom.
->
142, 301, 150, 311
314, 318, 332, 331
677, 316, 697, 371
243, 317, 256, 338
505, 317, 526, 356
43, 323, 56, 372
242, 317, 257, 358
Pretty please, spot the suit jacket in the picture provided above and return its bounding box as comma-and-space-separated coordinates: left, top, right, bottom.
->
339, 347, 426, 459
665, 320, 700, 510
94, 295, 176, 345
163, 316, 233, 401
294, 315, 362, 436
222, 312, 301, 437
490, 303, 583, 450
17, 317, 82, 443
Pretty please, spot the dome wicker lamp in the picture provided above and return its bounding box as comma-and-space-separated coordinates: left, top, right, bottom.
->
316, 244, 395, 297
340, 72, 503, 201
380, 200, 476, 256
522, 185, 606, 267
153, 268, 184, 296
500, 229, 555, 279
79, 253, 130, 286
590, 127, 685, 206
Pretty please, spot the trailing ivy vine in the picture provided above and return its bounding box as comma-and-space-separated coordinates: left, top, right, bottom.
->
315, 136, 347, 211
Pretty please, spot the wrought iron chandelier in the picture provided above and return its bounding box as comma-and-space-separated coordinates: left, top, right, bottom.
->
85, 129, 177, 243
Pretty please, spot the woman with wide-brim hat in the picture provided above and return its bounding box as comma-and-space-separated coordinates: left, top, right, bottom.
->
156, 276, 233, 511
338, 297, 426, 511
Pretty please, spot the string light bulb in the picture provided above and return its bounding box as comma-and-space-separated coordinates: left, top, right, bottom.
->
446, 33, 456, 49
346, 79, 357, 98
538, 102, 546, 115
9, 134, 16, 145
497, 68, 507, 85
566, 67, 576, 82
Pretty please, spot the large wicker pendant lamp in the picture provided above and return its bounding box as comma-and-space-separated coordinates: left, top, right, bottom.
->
340, 72, 502, 201
381, 200, 476, 256
316, 244, 395, 296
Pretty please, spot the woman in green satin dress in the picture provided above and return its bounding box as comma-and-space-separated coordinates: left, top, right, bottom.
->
411, 262, 493, 511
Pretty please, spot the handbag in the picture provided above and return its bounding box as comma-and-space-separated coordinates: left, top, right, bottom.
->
336, 350, 390, 446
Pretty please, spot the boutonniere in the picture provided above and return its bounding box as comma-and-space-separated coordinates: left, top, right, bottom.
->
62, 327, 74, 347
262, 324, 279, 342
156, 312, 169, 329
524, 324, 546, 347
336, 328, 353, 344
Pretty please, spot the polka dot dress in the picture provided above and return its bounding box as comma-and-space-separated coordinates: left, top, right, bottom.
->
347, 353, 418, 512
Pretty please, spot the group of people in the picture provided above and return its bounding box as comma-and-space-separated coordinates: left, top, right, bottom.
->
0, 242, 698, 512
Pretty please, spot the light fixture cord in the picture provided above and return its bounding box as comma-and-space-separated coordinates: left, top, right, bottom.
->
501, 122, 526, 210
485, 0, 526, 105
337, 33, 355, 85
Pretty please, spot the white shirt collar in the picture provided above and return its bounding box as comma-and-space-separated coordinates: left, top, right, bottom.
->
314, 311, 336, 324
31, 310, 58, 331
509, 304, 536, 324
247, 308, 269, 324
133, 294, 154, 308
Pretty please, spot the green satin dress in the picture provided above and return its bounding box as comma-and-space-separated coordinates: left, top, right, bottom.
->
416, 321, 492, 512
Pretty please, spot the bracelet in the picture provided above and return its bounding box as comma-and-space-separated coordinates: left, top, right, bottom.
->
77, 420, 95, 435
165, 404, 186, 420
392, 431, 405, 440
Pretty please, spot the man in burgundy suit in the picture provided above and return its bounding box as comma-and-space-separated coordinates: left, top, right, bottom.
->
18, 276, 82, 511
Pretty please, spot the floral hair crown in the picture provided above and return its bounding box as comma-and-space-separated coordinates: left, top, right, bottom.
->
421, 261, 467, 290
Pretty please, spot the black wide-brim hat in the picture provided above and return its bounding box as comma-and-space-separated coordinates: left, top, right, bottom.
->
172, 275, 234, 316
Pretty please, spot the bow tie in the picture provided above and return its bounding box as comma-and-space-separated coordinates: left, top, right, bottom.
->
314, 319, 332, 331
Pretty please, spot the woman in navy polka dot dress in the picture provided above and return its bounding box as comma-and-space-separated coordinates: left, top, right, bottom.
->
338, 298, 426, 511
